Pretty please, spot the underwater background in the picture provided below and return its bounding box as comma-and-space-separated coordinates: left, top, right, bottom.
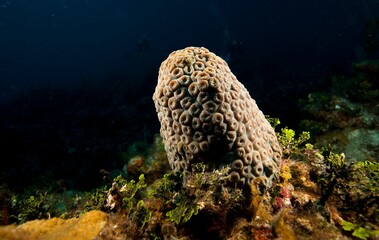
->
0, 1, 378, 239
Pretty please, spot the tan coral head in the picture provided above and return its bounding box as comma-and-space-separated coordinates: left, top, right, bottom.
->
153, 46, 282, 189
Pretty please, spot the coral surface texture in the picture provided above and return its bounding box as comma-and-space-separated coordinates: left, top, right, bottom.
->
153, 46, 282, 188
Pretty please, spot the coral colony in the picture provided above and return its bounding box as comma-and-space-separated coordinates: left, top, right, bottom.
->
153, 47, 282, 189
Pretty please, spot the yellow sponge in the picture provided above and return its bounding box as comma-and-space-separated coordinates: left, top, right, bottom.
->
0, 210, 107, 240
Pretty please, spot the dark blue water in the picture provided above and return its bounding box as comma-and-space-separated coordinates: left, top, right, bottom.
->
1, 0, 377, 98
0, 0, 378, 191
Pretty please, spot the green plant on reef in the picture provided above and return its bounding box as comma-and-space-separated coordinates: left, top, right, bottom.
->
311, 148, 378, 237
116, 174, 146, 195
148, 171, 183, 203
165, 195, 199, 225
333, 160, 379, 224
133, 200, 151, 227
308, 145, 378, 210
342, 219, 379, 240
118, 174, 147, 211
104, 174, 146, 210
149, 170, 199, 225
150, 163, 242, 225
103, 174, 152, 228
266, 115, 281, 129
349, 161, 379, 196
83, 185, 108, 212
277, 127, 310, 158
10, 192, 53, 224
317, 147, 348, 205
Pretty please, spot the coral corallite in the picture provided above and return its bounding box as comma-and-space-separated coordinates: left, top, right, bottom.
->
153, 46, 282, 188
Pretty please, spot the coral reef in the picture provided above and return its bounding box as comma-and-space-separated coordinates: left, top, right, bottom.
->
153, 46, 282, 189
300, 60, 379, 162
0, 131, 378, 239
